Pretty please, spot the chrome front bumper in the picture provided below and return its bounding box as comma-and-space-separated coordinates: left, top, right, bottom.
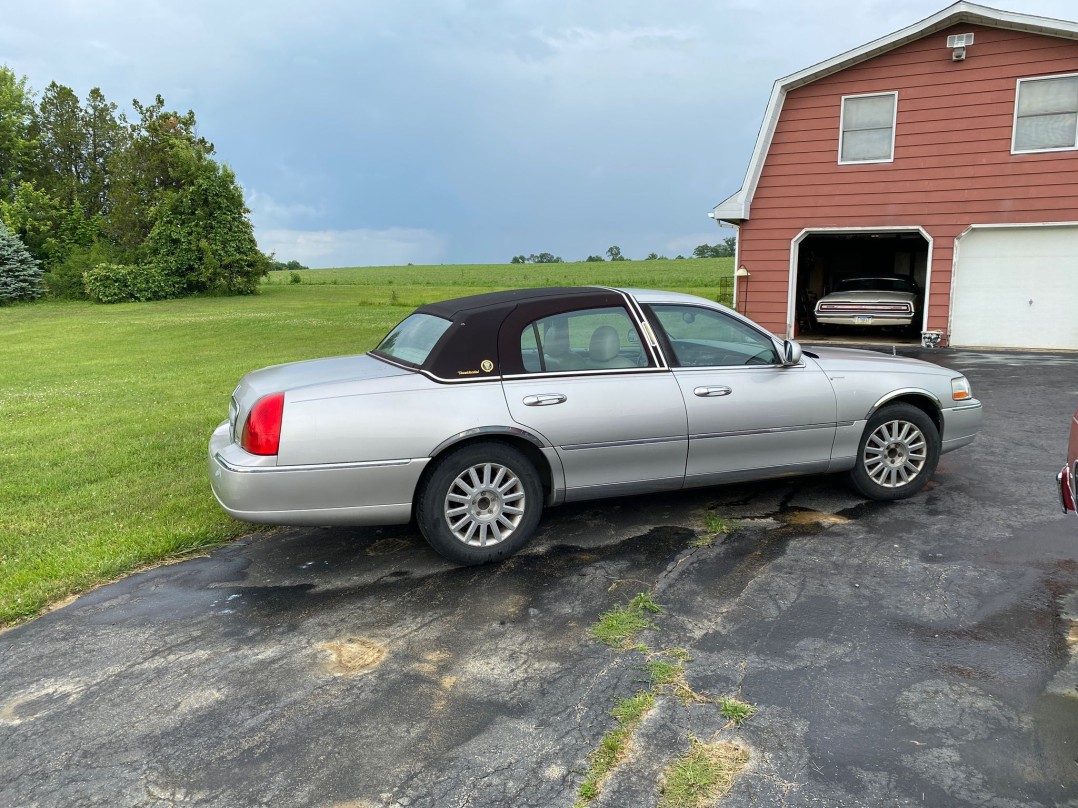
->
939, 401, 983, 455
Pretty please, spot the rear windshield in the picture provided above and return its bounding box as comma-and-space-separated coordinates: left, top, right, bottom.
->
835, 277, 916, 293
372, 313, 452, 366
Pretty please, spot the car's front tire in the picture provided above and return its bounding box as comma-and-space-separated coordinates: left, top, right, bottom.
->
848, 403, 940, 501
416, 441, 543, 565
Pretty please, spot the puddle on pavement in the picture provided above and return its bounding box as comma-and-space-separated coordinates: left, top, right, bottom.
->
778, 509, 850, 527
320, 638, 387, 676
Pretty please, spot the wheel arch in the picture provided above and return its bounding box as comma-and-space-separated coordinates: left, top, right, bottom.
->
867, 390, 943, 435
417, 427, 556, 512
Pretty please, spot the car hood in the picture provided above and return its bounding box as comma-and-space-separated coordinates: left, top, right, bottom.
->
818, 290, 916, 304
804, 345, 951, 376
233, 353, 412, 414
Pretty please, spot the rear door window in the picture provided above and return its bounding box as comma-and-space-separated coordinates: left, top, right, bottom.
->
519, 306, 651, 373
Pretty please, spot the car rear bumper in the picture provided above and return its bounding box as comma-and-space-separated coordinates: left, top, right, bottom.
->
814, 313, 914, 326
207, 421, 425, 527
940, 401, 983, 455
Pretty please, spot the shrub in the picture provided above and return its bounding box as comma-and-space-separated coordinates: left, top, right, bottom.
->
289, 271, 302, 284
82, 263, 180, 304
0, 222, 43, 304
43, 242, 136, 300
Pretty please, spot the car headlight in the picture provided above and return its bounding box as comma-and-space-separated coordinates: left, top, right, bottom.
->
951, 376, 972, 401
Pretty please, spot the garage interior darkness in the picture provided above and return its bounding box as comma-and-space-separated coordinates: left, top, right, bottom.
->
794, 232, 929, 342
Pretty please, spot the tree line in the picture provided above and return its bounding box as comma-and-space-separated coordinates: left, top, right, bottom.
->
510, 237, 736, 265
0, 66, 295, 304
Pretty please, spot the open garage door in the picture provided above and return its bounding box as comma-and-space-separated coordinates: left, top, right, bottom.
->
951, 226, 1078, 350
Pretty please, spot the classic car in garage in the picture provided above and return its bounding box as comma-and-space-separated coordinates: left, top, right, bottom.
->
209, 287, 982, 564
814, 276, 920, 329
1058, 407, 1078, 516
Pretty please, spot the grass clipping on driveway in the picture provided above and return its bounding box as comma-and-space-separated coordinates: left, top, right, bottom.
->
660, 738, 749, 808
0, 259, 734, 625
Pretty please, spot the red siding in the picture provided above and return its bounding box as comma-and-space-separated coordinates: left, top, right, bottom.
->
739, 23, 1078, 339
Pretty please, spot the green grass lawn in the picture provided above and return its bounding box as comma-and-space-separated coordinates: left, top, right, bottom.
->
0, 258, 733, 625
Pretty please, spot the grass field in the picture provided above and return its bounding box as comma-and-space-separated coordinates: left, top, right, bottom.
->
0, 259, 733, 625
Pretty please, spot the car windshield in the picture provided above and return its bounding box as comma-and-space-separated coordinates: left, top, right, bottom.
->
835, 277, 916, 293
373, 313, 452, 365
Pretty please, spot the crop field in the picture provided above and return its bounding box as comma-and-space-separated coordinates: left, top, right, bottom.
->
0, 259, 733, 625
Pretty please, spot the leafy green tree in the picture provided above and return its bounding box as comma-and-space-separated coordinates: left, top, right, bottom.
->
0, 221, 43, 303
143, 148, 267, 295
510, 255, 526, 264
606, 245, 628, 261
0, 67, 37, 202
693, 237, 737, 259
0, 181, 98, 268
107, 95, 213, 249
530, 252, 562, 264
585, 255, 605, 262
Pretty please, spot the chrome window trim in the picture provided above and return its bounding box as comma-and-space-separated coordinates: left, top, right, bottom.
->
501, 366, 670, 382
215, 453, 414, 474
600, 287, 670, 369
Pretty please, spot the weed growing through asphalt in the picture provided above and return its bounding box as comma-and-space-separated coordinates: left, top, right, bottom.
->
659, 737, 749, 808
718, 696, 756, 726
691, 511, 737, 548
578, 594, 756, 805
589, 592, 663, 649
642, 649, 709, 705
574, 691, 656, 806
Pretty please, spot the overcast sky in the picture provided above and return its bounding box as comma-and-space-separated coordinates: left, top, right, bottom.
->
2, 0, 1077, 267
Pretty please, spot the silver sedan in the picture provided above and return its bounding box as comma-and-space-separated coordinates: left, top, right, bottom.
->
208, 287, 982, 564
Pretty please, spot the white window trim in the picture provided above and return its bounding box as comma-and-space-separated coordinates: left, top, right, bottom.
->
838, 90, 898, 165
1011, 72, 1078, 155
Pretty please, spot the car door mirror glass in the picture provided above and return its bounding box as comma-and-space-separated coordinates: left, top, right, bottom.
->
783, 339, 803, 365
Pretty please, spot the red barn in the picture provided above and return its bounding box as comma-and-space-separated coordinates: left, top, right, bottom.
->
714, 1, 1078, 350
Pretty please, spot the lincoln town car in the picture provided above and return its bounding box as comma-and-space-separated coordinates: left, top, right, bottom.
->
209, 287, 982, 564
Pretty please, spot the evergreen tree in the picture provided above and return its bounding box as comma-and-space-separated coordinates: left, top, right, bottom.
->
0, 222, 43, 303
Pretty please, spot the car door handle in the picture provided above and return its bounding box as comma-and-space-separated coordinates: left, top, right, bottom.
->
694, 386, 732, 397
523, 394, 567, 406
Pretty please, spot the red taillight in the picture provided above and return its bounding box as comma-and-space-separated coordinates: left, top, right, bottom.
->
241, 392, 285, 456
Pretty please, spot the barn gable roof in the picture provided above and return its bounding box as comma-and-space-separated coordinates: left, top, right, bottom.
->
712, 2, 1078, 224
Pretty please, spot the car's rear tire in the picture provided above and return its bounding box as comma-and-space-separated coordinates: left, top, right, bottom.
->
848, 403, 940, 501
416, 441, 543, 565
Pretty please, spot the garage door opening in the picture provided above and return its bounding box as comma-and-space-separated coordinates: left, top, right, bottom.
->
793, 231, 928, 343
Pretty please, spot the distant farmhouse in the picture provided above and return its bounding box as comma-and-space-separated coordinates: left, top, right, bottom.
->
714, 1, 1078, 350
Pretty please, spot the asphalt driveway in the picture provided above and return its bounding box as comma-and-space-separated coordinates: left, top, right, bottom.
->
2, 347, 1077, 808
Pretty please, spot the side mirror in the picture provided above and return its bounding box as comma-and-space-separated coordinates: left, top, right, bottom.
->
782, 339, 803, 365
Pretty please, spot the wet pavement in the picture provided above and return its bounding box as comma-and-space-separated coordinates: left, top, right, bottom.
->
2, 348, 1078, 807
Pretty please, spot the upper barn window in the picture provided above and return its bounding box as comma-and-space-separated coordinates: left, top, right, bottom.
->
839, 91, 898, 164
1013, 73, 1078, 153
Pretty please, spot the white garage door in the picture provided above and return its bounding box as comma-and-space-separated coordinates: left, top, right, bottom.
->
950, 225, 1078, 350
